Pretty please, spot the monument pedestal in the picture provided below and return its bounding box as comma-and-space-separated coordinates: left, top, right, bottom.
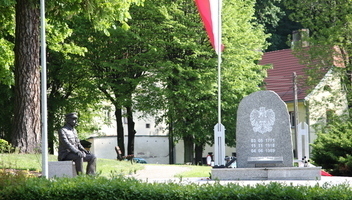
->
211, 167, 322, 180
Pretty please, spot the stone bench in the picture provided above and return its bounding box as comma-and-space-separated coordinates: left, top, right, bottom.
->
48, 161, 77, 178
247, 156, 283, 167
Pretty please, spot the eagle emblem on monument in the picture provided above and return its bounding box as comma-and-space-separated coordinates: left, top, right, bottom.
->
250, 107, 275, 134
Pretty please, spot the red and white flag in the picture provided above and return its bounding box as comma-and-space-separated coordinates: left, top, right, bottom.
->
194, 0, 223, 54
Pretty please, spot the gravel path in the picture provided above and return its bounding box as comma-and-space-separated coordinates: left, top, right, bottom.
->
128, 165, 192, 180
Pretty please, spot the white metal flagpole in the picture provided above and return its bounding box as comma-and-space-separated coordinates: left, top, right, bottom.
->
217, 0, 222, 127
213, 0, 225, 167
40, 0, 48, 178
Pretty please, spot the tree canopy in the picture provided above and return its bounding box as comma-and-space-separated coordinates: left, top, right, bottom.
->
285, 0, 352, 98
285, 0, 352, 172
1, 0, 270, 162
133, 0, 270, 162
0, 0, 145, 153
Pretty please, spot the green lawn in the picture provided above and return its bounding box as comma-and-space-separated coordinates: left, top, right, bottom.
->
0, 153, 143, 177
174, 165, 212, 178
0, 153, 211, 177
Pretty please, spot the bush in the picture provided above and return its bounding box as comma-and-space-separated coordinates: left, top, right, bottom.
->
1, 175, 352, 200
311, 119, 352, 176
0, 139, 12, 153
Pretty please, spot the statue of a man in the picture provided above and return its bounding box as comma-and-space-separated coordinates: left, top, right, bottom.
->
58, 112, 96, 175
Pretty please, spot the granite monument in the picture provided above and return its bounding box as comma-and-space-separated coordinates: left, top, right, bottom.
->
236, 90, 294, 168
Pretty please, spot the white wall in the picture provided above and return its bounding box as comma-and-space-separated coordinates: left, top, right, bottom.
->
133, 136, 169, 164
88, 136, 117, 159
97, 111, 167, 137
88, 135, 237, 165
88, 135, 169, 164
305, 69, 349, 139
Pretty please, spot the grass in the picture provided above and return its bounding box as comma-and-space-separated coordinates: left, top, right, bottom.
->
0, 153, 49, 171
0, 153, 144, 177
0, 153, 211, 178
175, 165, 211, 178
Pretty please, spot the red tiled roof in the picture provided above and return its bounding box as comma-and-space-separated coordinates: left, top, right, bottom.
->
259, 49, 307, 102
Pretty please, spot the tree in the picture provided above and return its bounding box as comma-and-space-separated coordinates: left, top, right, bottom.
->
67, 1, 165, 155
220, 0, 270, 146
46, 47, 104, 153
285, 0, 352, 170
285, 0, 352, 105
135, 0, 269, 164
254, 0, 284, 51
0, 0, 145, 153
254, 0, 302, 51
12, 0, 41, 153
131, 0, 219, 164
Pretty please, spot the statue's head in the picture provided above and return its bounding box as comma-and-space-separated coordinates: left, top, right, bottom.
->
65, 112, 78, 127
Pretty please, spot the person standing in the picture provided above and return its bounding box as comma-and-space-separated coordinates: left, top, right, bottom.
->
58, 112, 96, 175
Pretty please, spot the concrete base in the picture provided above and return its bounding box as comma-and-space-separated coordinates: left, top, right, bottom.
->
48, 161, 77, 178
211, 167, 322, 180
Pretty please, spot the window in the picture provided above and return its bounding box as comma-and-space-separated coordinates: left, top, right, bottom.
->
146, 123, 150, 128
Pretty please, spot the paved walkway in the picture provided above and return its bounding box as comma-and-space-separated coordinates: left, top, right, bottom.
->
128, 165, 352, 186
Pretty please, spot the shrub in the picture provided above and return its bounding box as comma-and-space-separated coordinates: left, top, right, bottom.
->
311, 119, 352, 176
1, 175, 352, 200
0, 139, 13, 153
0, 169, 32, 192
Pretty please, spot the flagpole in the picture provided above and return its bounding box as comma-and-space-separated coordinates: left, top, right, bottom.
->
217, 0, 222, 129
194, 0, 225, 166
213, 0, 225, 167
40, 0, 48, 178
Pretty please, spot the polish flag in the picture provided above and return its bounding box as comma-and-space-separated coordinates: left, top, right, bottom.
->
195, 0, 223, 54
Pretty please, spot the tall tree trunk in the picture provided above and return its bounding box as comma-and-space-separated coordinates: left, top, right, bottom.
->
115, 108, 125, 156
12, 0, 41, 153
126, 106, 135, 155
183, 135, 194, 164
194, 143, 204, 165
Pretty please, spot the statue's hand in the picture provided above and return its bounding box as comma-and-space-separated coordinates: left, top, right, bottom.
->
77, 151, 86, 158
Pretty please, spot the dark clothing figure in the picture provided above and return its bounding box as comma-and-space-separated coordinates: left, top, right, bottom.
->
58, 113, 96, 175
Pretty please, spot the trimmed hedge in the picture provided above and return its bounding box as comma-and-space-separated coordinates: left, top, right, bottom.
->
1, 174, 352, 200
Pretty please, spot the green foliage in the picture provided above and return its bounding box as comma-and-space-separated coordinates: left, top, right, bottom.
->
254, 0, 302, 51
286, 0, 352, 176
285, 0, 352, 106
255, 0, 284, 29
220, 0, 270, 146
1, 175, 352, 199
0, 38, 14, 86
0, 83, 13, 141
0, 5, 15, 143
46, 0, 145, 31
311, 119, 352, 176
0, 169, 33, 194
0, 139, 12, 153
128, 0, 270, 163
0, 0, 144, 153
